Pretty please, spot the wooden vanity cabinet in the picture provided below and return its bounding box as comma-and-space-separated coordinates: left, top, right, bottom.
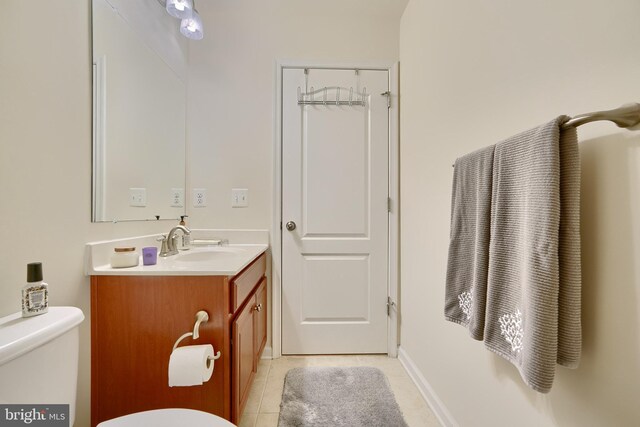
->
90, 252, 267, 427
232, 277, 267, 418
255, 279, 268, 358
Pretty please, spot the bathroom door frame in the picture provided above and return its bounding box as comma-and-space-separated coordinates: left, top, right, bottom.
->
272, 60, 400, 358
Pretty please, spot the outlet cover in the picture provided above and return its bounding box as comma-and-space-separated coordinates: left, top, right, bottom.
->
193, 188, 207, 207
129, 188, 147, 207
231, 188, 249, 208
171, 188, 184, 207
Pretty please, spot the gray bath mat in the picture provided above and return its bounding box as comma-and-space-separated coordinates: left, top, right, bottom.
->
278, 366, 408, 427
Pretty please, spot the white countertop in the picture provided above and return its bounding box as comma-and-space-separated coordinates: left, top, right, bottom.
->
86, 230, 269, 277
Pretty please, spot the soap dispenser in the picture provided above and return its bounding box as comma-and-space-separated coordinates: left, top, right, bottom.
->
178, 215, 190, 250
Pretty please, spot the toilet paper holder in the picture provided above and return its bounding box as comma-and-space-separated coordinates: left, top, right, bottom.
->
172, 310, 222, 367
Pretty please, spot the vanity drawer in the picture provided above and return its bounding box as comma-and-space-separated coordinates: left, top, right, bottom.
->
231, 252, 266, 312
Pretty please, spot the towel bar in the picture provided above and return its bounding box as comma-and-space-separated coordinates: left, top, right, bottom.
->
561, 103, 640, 130
451, 102, 640, 167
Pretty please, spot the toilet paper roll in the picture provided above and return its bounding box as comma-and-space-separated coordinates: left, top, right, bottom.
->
168, 344, 215, 387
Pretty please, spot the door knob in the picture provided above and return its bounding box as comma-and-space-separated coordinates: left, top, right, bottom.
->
285, 221, 296, 231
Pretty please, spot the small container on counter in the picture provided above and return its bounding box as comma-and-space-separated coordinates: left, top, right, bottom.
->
142, 246, 158, 266
110, 247, 139, 268
178, 215, 191, 250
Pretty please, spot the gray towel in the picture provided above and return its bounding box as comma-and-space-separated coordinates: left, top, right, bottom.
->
445, 146, 495, 340
484, 116, 581, 393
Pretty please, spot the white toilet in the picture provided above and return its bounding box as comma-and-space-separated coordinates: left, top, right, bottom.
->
0, 307, 235, 427
97, 408, 235, 427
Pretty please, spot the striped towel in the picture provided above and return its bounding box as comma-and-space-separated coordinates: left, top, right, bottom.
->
484, 116, 581, 393
445, 146, 495, 340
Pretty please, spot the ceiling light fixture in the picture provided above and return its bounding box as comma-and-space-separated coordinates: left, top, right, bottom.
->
180, 8, 204, 40
165, 0, 193, 19
158, 0, 204, 40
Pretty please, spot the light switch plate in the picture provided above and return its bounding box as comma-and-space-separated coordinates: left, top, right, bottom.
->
193, 188, 207, 207
231, 188, 249, 208
129, 188, 147, 207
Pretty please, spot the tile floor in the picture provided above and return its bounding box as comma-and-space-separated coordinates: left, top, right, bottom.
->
238, 355, 441, 427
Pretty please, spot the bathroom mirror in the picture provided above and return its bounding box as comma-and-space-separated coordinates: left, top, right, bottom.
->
92, 0, 187, 222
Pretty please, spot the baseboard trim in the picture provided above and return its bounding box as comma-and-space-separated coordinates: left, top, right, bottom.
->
398, 346, 457, 427
261, 345, 273, 359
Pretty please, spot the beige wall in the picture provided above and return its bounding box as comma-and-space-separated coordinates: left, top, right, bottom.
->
399, 0, 640, 425
1, 1, 404, 426
185, 0, 404, 365
0, 2, 175, 426
186, 0, 405, 230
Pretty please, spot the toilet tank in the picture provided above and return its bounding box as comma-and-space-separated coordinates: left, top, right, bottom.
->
0, 307, 84, 426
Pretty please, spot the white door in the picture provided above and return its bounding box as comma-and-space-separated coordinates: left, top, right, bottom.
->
282, 68, 389, 354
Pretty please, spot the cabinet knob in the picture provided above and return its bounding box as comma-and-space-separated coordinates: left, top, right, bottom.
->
285, 221, 296, 231
254, 304, 262, 312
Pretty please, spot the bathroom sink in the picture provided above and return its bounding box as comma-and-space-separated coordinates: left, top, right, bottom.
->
174, 247, 245, 263
86, 233, 268, 276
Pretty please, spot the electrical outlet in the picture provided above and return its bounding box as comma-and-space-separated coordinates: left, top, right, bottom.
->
170, 188, 184, 207
231, 188, 249, 208
129, 188, 147, 207
193, 188, 207, 207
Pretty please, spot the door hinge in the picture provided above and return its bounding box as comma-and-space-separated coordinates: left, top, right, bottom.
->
280, 221, 282, 230
387, 197, 392, 213
381, 91, 391, 108
386, 296, 396, 316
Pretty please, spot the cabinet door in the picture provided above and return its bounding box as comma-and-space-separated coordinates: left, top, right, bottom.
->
232, 295, 256, 420
91, 275, 231, 427
254, 278, 267, 363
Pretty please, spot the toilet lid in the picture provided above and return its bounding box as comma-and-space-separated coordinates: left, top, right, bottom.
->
97, 409, 236, 427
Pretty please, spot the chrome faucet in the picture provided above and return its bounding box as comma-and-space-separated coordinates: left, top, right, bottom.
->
159, 225, 191, 257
